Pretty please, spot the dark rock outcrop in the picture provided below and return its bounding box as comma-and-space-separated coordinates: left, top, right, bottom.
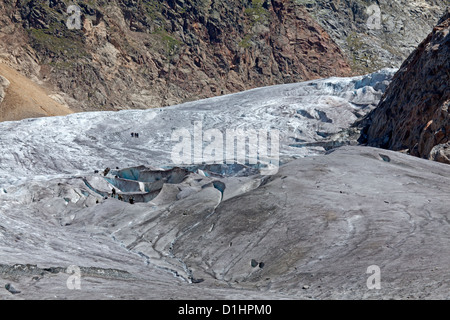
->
362, 9, 450, 164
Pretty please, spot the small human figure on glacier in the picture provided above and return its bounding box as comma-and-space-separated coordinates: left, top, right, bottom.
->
112, 188, 116, 198
131, 132, 135, 138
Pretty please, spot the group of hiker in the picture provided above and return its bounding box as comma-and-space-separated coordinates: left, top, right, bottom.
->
111, 187, 135, 204
93, 168, 136, 204
131, 132, 140, 138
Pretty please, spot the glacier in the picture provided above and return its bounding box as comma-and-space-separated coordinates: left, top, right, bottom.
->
0, 68, 395, 186
1, 68, 450, 300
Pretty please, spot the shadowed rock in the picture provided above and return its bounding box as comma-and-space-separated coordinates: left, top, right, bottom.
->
363, 10, 450, 164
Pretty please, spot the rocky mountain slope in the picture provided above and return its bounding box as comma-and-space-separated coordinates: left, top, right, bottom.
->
0, 0, 353, 113
0, 62, 72, 121
362, 9, 450, 164
1, 146, 450, 300
0, 0, 446, 115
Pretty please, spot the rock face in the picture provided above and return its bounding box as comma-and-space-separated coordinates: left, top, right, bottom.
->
362, 9, 450, 164
302, 0, 447, 74
0, 0, 353, 112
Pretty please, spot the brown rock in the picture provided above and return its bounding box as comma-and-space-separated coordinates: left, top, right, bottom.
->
0, 0, 352, 116
363, 9, 450, 163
